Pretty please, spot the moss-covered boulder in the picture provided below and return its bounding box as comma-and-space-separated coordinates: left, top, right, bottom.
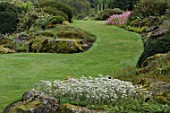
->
3, 90, 60, 113
3, 90, 108, 113
9, 25, 96, 54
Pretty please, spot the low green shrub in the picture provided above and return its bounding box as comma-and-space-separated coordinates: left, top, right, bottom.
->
57, 31, 83, 39
76, 13, 86, 20
43, 6, 68, 20
50, 16, 65, 25
39, 0, 73, 22
133, 0, 168, 18
137, 31, 170, 67
95, 8, 123, 20
16, 10, 38, 32
126, 26, 148, 33
0, 36, 11, 45
127, 16, 163, 28
0, 2, 21, 34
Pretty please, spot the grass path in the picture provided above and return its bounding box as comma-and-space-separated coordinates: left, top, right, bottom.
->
0, 20, 143, 111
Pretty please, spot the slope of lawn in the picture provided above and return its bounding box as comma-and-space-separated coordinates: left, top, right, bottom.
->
0, 20, 143, 112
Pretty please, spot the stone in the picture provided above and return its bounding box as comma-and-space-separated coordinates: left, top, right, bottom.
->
150, 28, 169, 39
144, 26, 158, 32
3, 90, 60, 113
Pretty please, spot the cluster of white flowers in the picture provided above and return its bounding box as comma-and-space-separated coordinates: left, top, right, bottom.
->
36, 75, 138, 105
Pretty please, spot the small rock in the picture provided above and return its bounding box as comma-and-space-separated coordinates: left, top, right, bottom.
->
150, 28, 169, 39
145, 26, 158, 32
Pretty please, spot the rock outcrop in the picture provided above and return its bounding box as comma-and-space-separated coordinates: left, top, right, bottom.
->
3, 90, 60, 113
3, 90, 108, 113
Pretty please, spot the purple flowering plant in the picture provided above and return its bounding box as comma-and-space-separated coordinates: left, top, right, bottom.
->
106, 11, 131, 25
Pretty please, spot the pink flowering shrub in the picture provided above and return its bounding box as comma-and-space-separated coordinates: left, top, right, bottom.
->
106, 11, 131, 25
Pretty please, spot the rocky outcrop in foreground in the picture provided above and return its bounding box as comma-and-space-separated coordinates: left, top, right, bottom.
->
3, 90, 108, 113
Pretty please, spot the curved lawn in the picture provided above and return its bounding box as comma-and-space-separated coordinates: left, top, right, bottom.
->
0, 20, 143, 111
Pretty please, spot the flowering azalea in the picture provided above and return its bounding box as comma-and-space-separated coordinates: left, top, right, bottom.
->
106, 11, 131, 25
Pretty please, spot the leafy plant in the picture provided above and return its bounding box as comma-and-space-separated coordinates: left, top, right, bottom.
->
38, 0, 73, 22
95, 8, 123, 20
0, 2, 21, 34
133, 0, 168, 18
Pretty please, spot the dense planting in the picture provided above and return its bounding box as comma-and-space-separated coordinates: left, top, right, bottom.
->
38, 0, 73, 23
37, 76, 137, 105
0, 2, 21, 34
95, 8, 123, 20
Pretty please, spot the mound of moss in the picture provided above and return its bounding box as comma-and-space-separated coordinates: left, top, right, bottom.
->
7, 25, 96, 54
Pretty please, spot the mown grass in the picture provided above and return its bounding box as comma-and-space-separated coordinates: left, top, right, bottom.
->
0, 20, 143, 112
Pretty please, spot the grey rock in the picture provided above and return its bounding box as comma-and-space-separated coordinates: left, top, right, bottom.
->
3, 90, 59, 113
145, 26, 158, 32
150, 28, 169, 39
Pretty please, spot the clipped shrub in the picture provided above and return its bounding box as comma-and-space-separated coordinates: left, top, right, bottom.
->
39, 0, 73, 22
76, 13, 86, 20
106, 11, 131, 25
0, 2, 21, 34
133, 0, 168, 18
126, 26, 147, 33
95, 8, 123, 20
49, 16, 65, 25
16, 10, 38, 32
43, 6, 68, 20
0, 36, 11, 45
137, 31, 170, 67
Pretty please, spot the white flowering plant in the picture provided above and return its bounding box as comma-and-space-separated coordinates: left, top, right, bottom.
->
36, 75, 138, 106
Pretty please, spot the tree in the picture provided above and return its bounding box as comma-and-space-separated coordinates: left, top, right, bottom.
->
108, 0, 139, 10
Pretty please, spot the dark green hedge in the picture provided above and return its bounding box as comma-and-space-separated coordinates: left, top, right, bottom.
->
137, 31, 170, 67
39, 0, 73, 22
0, 2, 21, 34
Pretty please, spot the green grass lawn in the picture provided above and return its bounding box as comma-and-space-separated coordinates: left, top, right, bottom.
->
0, 20, 143, 112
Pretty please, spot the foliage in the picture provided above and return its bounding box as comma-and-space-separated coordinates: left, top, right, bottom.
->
36, 75, 137, 105
10, 24, 96, 53
0, 2, 21, 34
38, 0, 73, 22
95, 8, 123, 20
133, 0, 168, 18
108, 0, 139, 10
16, 9, 39, 32
137, 31, 170, 67
57, 0, 91, 18
87, 0, 112, 12
36, 75, 170, 112
127, 16, 163, 28
50, 16, 65, 25
42, 7, 68, 21
162, 0, 170, 30
166, 0, 170, 18
126, 26, 147, 33
106, 11, 131, 25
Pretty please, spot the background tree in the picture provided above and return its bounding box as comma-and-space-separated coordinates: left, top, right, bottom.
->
108, 0, 139, 10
